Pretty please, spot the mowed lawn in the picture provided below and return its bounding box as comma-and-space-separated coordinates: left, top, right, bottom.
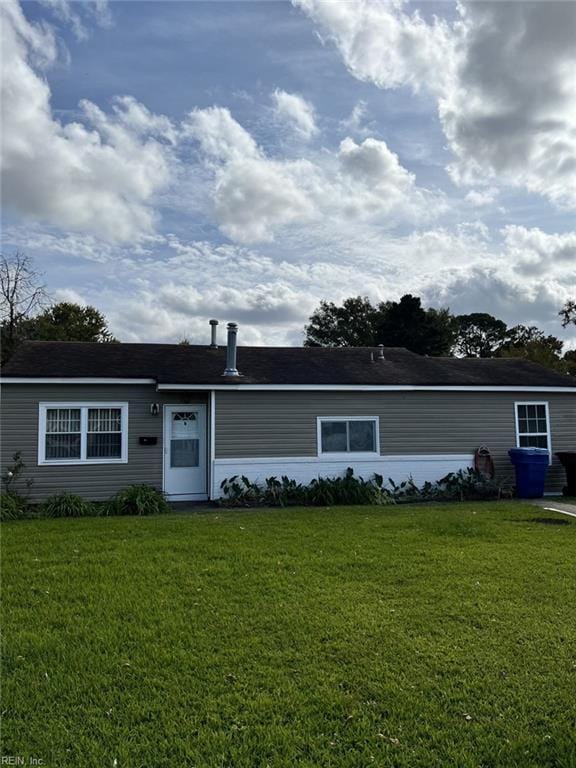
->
2, 503, 576, 768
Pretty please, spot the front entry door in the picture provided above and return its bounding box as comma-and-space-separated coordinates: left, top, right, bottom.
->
163, 405, 207, 500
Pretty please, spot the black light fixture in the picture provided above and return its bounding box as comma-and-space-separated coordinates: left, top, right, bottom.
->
150, 403, 160, 416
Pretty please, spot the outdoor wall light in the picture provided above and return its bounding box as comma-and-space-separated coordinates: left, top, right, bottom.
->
150, 403, 160, 416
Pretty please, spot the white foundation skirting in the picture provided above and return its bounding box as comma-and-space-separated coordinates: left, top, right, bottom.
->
211, 454, 474, 499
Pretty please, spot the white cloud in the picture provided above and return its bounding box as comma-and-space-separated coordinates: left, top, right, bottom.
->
295, 0, 576, 209
6, 219, 574, 348
425, 265, 572, 339
53, 288, 88, 306
3, 0, 573, 351
442, 1, 576, 209
182, 106, 259, 163
339, 136, 413, 192
421, 224, 576, 342
465, 187, 498, 207
340, 100, 372, 136
272, 89, 318, 140
293, 0, 452, 93
502, 225, 576, 278
213, 158, 317, 243
185, 106, 442, 243
1, 0, 174, 242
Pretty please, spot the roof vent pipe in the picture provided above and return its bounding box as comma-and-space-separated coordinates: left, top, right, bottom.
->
209, 319, 219, 349
378, 344, 386, 360
223, 322, 239, 377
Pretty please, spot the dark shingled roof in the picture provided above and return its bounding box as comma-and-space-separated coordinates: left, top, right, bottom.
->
2, 341, 575, 387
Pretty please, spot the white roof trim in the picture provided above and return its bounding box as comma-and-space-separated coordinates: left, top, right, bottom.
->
158, 384, 576, 393
1, 378, 574, 392
2, 378, 157, 385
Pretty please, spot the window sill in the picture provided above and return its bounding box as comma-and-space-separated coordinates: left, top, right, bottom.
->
38, 458, 128, 466
318, 452, 381, 461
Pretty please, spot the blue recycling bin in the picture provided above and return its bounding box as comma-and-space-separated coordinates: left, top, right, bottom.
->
508, 447, 550, 498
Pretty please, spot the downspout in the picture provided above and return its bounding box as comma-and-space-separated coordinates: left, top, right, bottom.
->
209, 390, 216, 499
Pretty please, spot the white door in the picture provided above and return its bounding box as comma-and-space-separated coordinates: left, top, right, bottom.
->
163, 405, 207, 500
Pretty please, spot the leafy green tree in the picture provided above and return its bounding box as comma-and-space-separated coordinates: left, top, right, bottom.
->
501, 325, 563, 354
498, 325, 567, 372
498, 339, 565, 371
25, 302, 116, 343
563, 350, 576, 377
454, 313, 508, 357
304, 294, 455, 355
304, 296, 379, 347
376, 295, 456, 355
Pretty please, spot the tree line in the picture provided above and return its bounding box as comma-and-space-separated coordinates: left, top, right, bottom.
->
304, 294, 576, 375
1, 253, 115, 364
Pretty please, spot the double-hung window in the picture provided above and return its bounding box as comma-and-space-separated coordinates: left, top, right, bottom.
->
515, 402, 550, 451
39, 403, 128, 464
318, 417, 379, 456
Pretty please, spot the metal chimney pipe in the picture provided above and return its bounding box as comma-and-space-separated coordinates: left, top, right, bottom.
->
209, 319, 219, 349
223, 322, 239, 376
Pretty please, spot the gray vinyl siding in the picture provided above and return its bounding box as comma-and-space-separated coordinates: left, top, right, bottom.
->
0, 385, 208, 502
3, 385, 575, 501
215, 390, 576, 492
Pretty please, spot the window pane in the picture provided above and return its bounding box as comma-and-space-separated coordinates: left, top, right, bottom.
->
519, 435, 548, 449
87, 433, 122, 459
321, 421, 347, 452
349, 420, 376, 452
45, 434, 81, 460
46, 408, 80, 433
517, 404, 548, 438
171, 439, 199, 467
172, 412, 198, 438
88, 408, 121, 433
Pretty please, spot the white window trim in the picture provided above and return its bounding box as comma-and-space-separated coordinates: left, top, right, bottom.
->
514, 401, 552, 463
317, 416, 380, 458
38, 402, 129, 466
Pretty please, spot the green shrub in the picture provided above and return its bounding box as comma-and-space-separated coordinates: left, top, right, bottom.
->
219, 476, 263, 507
0, 492, 28, 521
386, 477, 422, 503
106, 485, 171, 516
434, 468, 500, 501
263, 475, 308, 507
220, 468, 394, 508
42, 492, 95, 518
219, 467, 501, 508
308, 469, 392, 506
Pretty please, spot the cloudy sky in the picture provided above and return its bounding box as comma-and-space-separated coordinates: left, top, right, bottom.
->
1, 0, 575, 347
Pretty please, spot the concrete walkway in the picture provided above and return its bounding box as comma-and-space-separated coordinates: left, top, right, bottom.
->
531, 499, 576, 519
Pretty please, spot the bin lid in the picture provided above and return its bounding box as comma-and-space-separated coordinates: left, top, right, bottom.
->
509, 447, 549, 455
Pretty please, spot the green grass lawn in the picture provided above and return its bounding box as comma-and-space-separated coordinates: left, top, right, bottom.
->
2, 502, 576, 768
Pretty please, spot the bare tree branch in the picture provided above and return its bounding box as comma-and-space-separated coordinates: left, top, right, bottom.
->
0, 252, 50, 348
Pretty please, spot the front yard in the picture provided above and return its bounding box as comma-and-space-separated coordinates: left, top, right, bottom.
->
2, 502, 575, 767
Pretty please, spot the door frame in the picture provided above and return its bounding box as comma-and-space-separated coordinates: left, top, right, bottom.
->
162, 404, 208, 501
